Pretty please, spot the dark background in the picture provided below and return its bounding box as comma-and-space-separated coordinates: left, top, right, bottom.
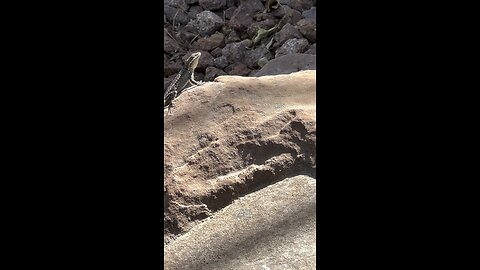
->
1, 1, 475, 269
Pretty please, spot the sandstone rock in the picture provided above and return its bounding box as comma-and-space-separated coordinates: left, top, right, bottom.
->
275, 38, 309, 58
164, 71, 316, 245
255, 53, 315, 76
164, 175, 317, 269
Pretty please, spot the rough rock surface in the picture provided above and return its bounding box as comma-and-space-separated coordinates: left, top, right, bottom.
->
164, 0, 316, 80
164, 175, 316, 270
164, 70, 316, 246
255, 53, 316, 76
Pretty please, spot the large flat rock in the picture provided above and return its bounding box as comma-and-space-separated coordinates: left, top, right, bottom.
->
164, 70, 316, 244
164, 175, 317, 270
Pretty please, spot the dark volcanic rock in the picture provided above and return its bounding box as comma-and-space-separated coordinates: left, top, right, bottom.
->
187, 5, 204, 20
244, 46, 269, 69
246, 19, 276, 39
164, 6, 190, 26
192, 32, 225, 51
304, 43, 316, 55
302, 6, 316, 20
286, 0, 314, 12
186, 10, 224, 36
255, 53, 316, 76
205, 66, 227, 81
225, 30, 241, 43
199, 0, 227, 11
275, 38, 309, 58
224, 7, 236, 19
296, 18, 316, 43
165, 0, 189, 11
221, 40, 250, 63
164, 34, 181, 54
229, 0, 264, 31
273, 23, 303, 49
226, 62, 251, 76
164, 60, 183, 77
213, 55, 229, 69
211, 47, 223, 57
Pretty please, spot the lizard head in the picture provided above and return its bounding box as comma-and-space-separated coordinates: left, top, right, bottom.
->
185, 52, 201, 71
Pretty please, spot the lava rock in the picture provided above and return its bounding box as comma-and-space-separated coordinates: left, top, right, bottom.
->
225, 62, 251, 76
186, 11, 224, 37
275, 38, 309, 58
199, 0, 227, 11
296, 18, 316, 43
304, 43, 316, 55
213, 56, 229, 69
165, 6, 190, 26
229, 0, 264, 31
205, 66, 227, 81
221, 40, 250, 63
165, 0, 189, 11
211, 47, 223, 57
187, 5, 204, 20
192, 32, 225, 51
273, 23, 303, 49
164, 34, 181, 54
245, 46, 269, 69
256, 53, 316, 76
302, 6, 316, 20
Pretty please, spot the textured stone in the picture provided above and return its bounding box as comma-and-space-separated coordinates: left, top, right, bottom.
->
256, 53, 316, 76
199, 0, 227, 11
164, 71, 316, 248
275, 38, 309, 58
186, 11, 224, 36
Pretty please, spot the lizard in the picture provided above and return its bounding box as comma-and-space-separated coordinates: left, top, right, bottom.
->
164, 52, 204, 117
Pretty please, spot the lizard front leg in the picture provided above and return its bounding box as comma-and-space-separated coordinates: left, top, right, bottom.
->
190, 73, 204, 86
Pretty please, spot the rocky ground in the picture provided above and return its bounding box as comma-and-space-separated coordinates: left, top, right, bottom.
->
164, 0, 316, 87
